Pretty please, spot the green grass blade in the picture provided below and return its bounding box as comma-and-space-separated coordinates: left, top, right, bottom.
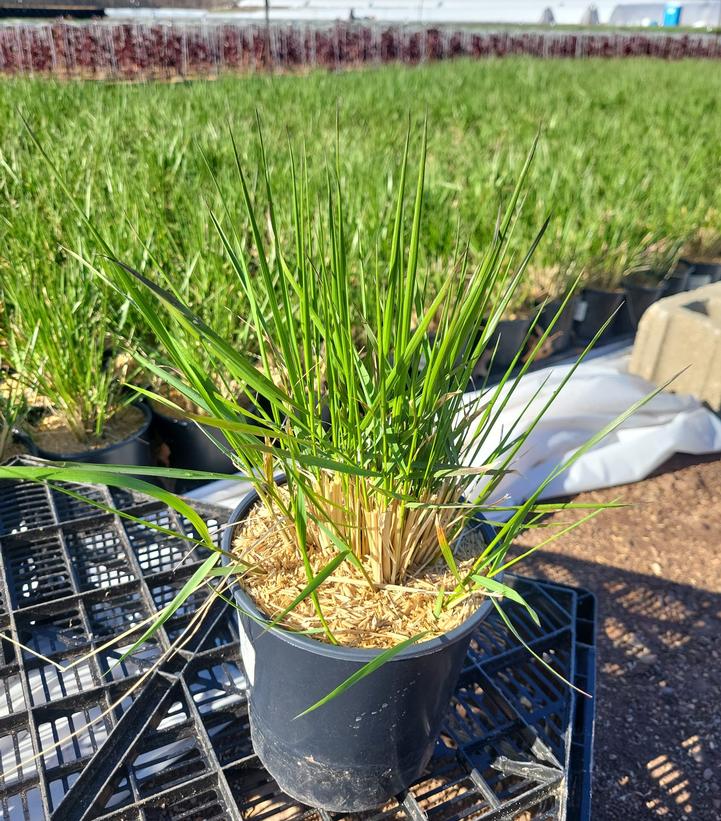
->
110, 552, 220, 669
294, 631, 429, 718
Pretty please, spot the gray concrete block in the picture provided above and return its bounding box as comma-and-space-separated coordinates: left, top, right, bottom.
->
629, 282, 721, 411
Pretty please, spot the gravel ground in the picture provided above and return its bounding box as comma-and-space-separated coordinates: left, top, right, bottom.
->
515, 452, 721, 820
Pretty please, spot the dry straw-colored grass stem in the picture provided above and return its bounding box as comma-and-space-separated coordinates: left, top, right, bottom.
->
312, 473, 464, 586
232, 482, 485, 649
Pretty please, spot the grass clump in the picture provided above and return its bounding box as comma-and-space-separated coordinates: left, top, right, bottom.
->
78, 124, 654, 656
2, 261, 139, 448
0, 118, 669, 710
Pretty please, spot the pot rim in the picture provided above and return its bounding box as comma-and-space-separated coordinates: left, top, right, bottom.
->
687, 272, 713, 285
25, 400, 153, 461
150, 396, 212, 430
665, 266, 691, 280
582, 285, 625, 297
150, 396, 262, 432
623, 279, 665, 295
221, 484, 500, 663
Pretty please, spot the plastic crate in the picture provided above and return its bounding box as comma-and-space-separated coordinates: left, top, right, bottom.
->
0, 457, 595, 820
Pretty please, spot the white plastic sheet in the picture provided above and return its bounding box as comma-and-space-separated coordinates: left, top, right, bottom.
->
464, 350, 721, 512
188, 348, 721, 510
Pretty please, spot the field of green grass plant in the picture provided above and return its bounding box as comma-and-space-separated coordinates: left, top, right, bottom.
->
1, 57, 720, 441
3, 58, 721, 286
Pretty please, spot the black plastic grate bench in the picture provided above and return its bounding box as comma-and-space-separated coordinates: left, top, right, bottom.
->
0, 457, 595, 820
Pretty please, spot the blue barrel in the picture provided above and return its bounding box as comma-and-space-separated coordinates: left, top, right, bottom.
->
663, 3, 682, 26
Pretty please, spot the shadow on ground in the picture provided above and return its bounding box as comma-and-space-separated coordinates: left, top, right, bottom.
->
526, 549, 720, 820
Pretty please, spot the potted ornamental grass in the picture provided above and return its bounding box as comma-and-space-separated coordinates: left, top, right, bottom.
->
484, 288, 536, 374
148, 361, 240, 482
527, 268, 579, 357
3, 127, 661, 811
147, 351, 280, 491
2, 262, 152, 465
0, 376, 25, 461
574, 242, 634, 343
490, 268, 578, 366
560, 218, 635, 343
0, 298, 35, 460
458, 267, 577, 382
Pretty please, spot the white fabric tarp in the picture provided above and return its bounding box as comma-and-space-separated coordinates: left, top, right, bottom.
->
187, 347, 721, 511
464, 351, 721, 512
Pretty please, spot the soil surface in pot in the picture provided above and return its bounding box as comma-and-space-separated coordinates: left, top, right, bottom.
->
30, 404, 146, 453
231, 493, 488, 649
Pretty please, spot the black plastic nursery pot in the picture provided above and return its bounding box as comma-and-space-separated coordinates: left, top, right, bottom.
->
150, 402, 237, 491
574, 286, 625, 342
663, 263, 692, 296
620, 273, 666, 332
22, 400, 154, 466
487, 316, 532, 372
221, 488, 498, 812
682, 258, 721, 288
537, 296, 578, 355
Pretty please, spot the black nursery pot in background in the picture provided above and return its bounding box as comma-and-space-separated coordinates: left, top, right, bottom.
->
487, 316, 532, 372
537, 296, 577, 355
222, 488, 497, 812
682, 258, 721, 288
663, 262, 692, 296
619, 273, 665, 332
150, 404, 237, 493
574, 287, 625, 342
22, 401, 154, 467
